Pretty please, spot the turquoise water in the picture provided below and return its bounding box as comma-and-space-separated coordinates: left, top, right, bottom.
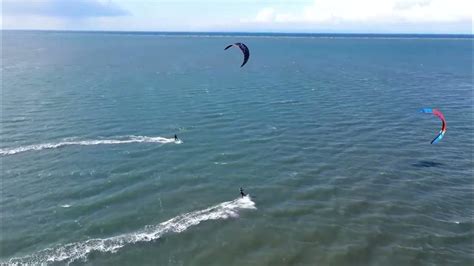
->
1, 31, 473, 265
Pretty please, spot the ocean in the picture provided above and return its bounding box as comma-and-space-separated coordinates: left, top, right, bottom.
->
1, 31, 473, 265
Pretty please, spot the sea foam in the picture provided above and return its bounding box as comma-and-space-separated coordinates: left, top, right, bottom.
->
7, 196, 256, 264
0, 135, 181, 156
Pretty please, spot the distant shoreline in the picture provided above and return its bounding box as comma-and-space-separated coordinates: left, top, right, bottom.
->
2, 29, 473, 39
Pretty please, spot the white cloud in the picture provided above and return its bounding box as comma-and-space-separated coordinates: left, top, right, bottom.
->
2, 0, 129, 18
393, 0, 431, 10
3, 15, 66, 30
2, 0, 129, 30
245, 0, 473, 31
255, 7, 276, 23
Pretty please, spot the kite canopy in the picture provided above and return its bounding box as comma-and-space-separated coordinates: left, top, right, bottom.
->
420, 108, 446, 144
224, 43, 250, 67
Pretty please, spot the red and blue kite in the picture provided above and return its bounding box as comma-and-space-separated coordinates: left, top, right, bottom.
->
420, 108, 446, 144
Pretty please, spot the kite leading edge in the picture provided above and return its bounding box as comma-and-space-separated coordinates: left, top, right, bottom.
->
420, 108, 446, 144
225, 43, 250, 67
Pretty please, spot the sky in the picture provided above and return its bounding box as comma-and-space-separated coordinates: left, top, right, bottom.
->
1, 0, 473, 33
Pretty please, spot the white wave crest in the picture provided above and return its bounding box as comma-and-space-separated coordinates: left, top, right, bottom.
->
7, 196, 256, 264
0, 136, 181, 156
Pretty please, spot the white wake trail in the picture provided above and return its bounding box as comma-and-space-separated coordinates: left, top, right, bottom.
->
0, 136, 181, 156
7, 196, 256, 264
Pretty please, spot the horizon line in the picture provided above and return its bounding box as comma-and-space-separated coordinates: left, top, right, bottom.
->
2, 29, 473, 37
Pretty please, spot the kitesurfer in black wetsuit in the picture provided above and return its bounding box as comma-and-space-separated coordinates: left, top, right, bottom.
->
240, 187, 246, 198
174, 134, 178, 141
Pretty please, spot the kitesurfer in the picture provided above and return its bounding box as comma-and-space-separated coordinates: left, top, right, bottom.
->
174, 134, 179, 141
240, 187, 246, 198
